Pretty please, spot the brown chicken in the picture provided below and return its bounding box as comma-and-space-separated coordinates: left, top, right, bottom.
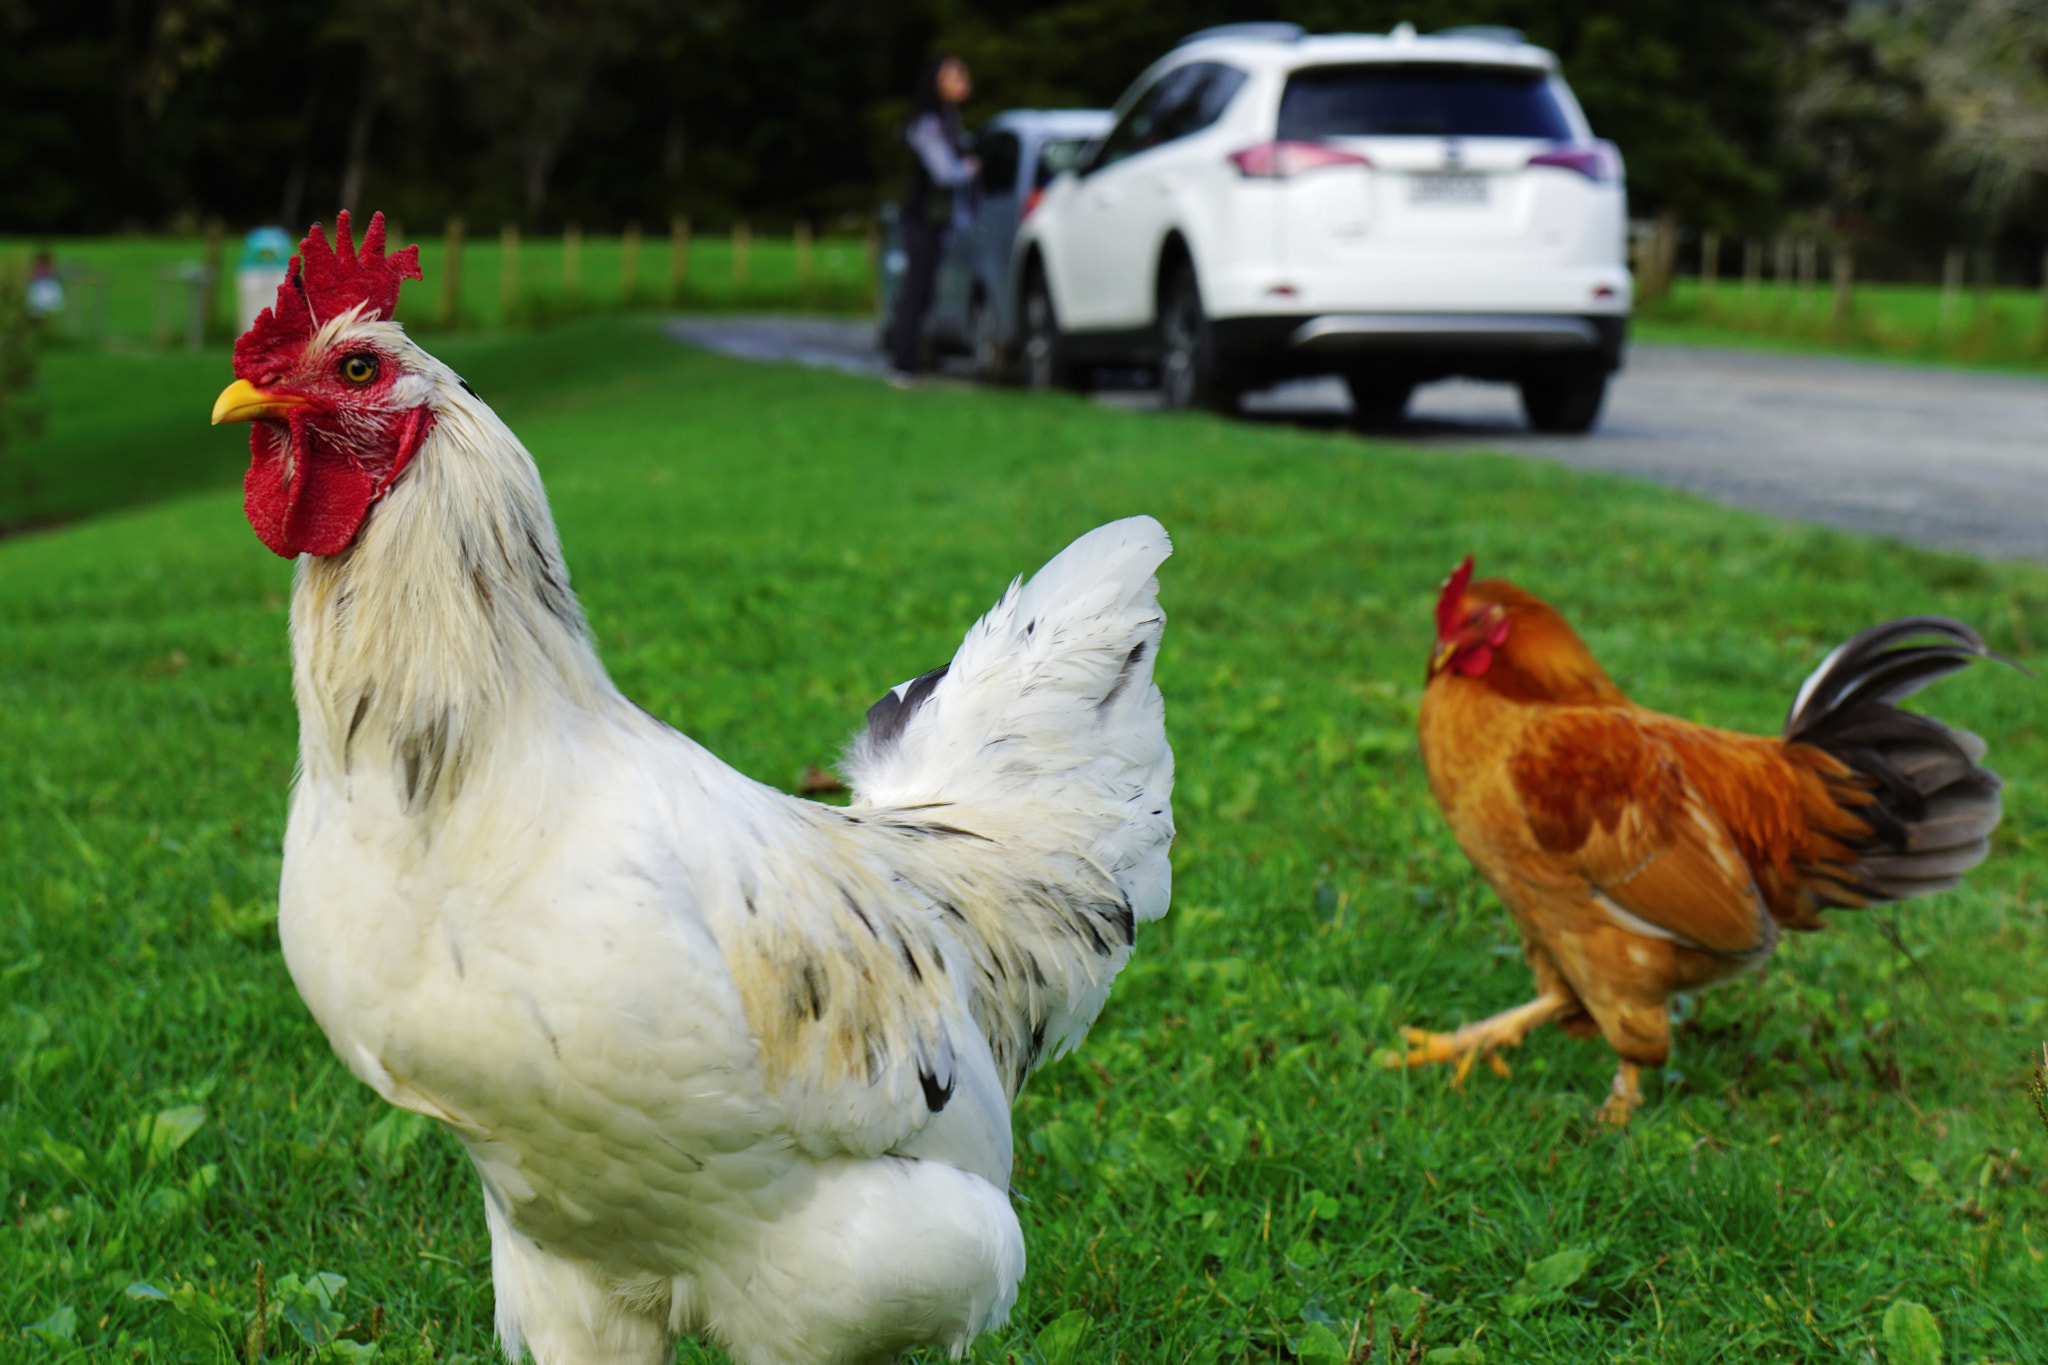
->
1397, 557, 2010, 1122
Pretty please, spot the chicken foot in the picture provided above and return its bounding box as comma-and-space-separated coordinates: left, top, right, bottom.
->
1596, 1062, 1644, 1126
1378, 993, 1571, 1086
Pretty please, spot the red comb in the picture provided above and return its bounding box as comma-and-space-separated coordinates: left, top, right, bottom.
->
1435, 556, 1475, 636
234, 210, 422, 378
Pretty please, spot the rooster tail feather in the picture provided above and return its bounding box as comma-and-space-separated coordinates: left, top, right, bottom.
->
843, 517, 1173, 1084
1784, 615, 2013, 907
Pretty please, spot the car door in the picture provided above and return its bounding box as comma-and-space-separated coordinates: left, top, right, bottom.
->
968, 128, 1022, 308
1113, 64, 1249, 325
930, 132, 1005, 342
1059, 64, 1208, 331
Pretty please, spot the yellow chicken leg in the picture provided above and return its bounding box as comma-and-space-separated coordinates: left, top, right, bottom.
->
1595, 1062, 1643, 1125
1380, 994, 1570, 1084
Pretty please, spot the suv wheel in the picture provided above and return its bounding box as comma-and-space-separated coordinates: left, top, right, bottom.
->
969, 293, 1008, 384
1519, 365, 1609, 434
1022, 274, 1079, 391
1345, 374, 1415, 429
1158, 261, 1237, 413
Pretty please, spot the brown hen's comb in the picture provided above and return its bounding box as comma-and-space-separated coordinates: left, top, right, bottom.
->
1436, 555, 1476, 636
234, 210, 422, 378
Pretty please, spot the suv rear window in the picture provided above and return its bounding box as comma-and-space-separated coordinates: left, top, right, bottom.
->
1278, 63, 1573, 139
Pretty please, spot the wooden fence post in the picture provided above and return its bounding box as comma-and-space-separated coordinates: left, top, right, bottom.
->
1654, 216, 1676, 302
200, 218, 225, 342
621, 222, 642, 304
669, 214, 691, 302
438, 217, 465, 327
1774, 235, 1793, 295
501, 223, 520, 324
1701, 230, 1720, 294
732, 220, 750, 287
563, 223, 582, 295
1941, 247, 1963, 333
2037, 248, 2048, 339
1830, 245, 1853, 331
795, 221, 813, 284
1743, 236, 1761, 295
1796, 237, 1816, 307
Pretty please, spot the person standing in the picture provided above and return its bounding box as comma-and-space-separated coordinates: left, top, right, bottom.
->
888, 54, 978, 383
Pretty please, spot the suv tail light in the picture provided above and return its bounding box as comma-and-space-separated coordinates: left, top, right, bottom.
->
1525, 141, 1621, 182
1022, 187, 1045, 220
1228, 141, 1372, 179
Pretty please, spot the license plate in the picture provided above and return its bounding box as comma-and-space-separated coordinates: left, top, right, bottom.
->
1410, 173, 1489, 205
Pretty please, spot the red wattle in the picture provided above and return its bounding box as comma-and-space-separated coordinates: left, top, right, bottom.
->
1455, 645, 1493, 678
242, 407, 434, 558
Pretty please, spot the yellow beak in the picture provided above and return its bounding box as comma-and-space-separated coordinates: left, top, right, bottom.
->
212, 378, 308, 425
1431, 639, 1455, 674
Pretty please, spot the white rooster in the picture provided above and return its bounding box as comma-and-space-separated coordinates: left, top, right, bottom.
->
210, 213, 1174, 1365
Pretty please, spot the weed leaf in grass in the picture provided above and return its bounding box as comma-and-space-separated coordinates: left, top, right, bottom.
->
1032, 1308, 1092, 1365
23, 1303, 78, 1344
1292, 1319, 1351, 1364
274, 1271, 351, 1350
1502, 1247, 1594, 1316
124, 1280, 238, 1352
129, 1104, 206, 1164
1426, 1345, 1489, 1365
362, 1106, 432, 1177
1882, 1300, 1942, 1365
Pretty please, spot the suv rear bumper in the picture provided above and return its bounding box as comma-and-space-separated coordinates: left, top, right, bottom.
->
1213, 312, 1627, 383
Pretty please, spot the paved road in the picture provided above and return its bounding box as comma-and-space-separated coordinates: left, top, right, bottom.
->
667, 316, 2048, 564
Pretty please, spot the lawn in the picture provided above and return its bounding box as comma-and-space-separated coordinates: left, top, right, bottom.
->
3, 316, 2047, 1364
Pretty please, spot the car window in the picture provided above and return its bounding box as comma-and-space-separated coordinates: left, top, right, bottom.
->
1035, 136, 1096, 188
1277, 63, 1574, 139
976, 130, 1021, 195
1090, 63, 1210, 171
1157, 64, 1248, 141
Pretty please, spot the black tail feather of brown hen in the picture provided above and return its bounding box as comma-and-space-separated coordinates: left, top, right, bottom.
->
1784, 615, 2020, 904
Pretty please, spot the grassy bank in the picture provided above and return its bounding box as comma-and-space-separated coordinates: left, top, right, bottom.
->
1, 233, 874, 349
4, 317, 2046, 1362
1639, 278, 2048, 374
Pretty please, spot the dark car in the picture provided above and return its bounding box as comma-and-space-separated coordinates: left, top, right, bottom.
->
880, 108, 1113, 380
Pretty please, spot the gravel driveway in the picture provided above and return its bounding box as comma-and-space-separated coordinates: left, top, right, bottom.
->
667, 316, 2048, 564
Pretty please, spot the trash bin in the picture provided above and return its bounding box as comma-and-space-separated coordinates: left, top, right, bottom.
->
237, 227, 294, 332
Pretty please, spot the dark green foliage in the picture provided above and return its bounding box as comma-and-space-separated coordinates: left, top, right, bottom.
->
4, 319, 2047, 1361
0, 0, 1833, 238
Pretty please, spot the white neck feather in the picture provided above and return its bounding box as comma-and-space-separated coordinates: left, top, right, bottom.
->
288, 361, 621, 810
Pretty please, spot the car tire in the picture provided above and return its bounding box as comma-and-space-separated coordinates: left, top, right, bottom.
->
1519, 366, 1608, 434
1021, 273, 1081, 392
969, 292, 1009, 384
1345, 374, 1415, 429
1157, 260, 1238, 413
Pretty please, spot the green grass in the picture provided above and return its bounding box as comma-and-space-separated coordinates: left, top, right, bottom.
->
0, 234, 874, 349
4, 317, 2048, 1363
1639, 278, 2048, 374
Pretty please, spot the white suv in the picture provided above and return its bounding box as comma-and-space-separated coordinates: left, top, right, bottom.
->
1009, 22, 1631, 432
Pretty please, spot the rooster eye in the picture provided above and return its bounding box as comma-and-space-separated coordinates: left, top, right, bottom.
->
339, 353, 379, 386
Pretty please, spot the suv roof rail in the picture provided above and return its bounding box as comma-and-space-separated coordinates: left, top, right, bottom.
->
1433, 24, 1527, 44
1178, 21, 1304, 47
